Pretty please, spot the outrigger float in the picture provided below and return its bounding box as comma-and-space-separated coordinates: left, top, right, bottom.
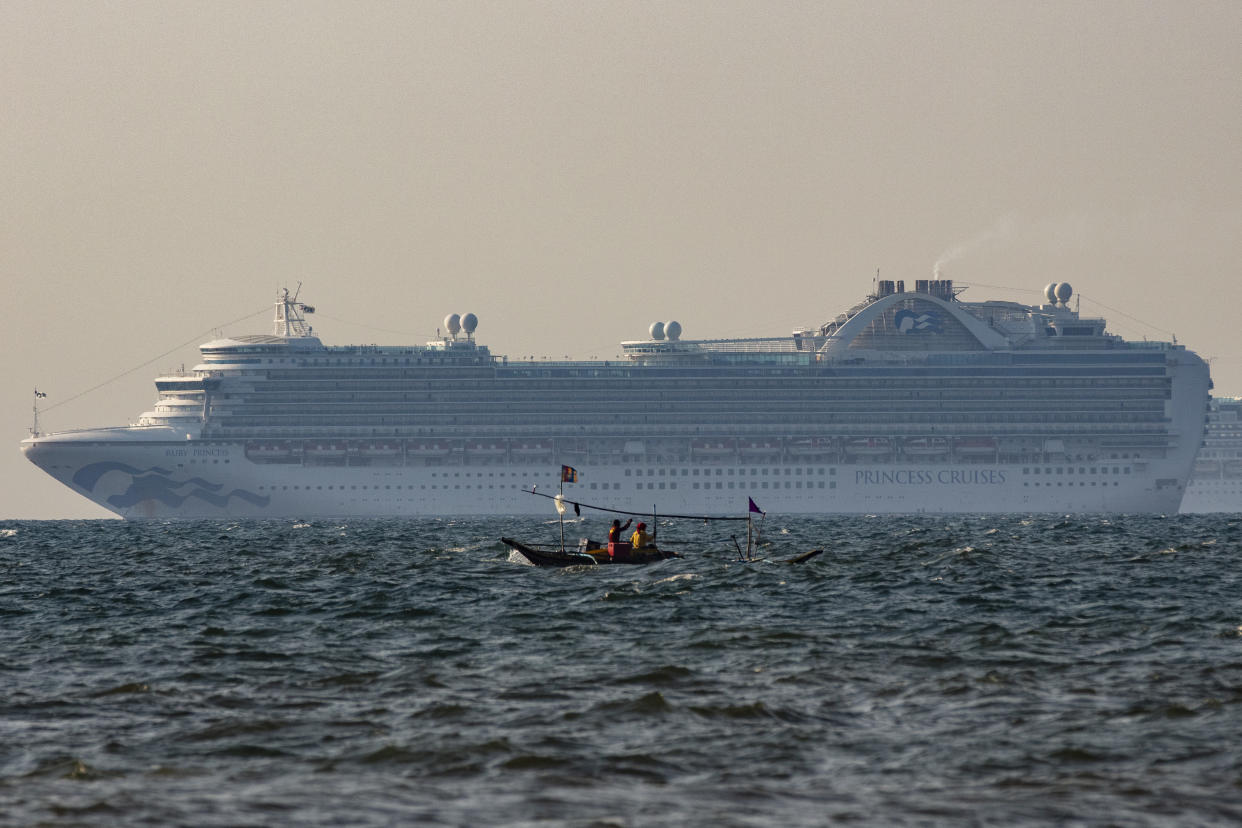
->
502, 468, 822, 567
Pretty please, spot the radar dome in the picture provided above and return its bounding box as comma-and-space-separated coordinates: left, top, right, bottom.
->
461, 313, 478, 335
664, 320, 682, 341
444, 313, 461, 336
1044, 283, 1058, 304
649, 322, 665, 341
1054, 282, 1073, 304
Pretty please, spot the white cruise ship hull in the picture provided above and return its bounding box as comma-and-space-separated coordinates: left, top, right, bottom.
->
22, 436, 1192, 518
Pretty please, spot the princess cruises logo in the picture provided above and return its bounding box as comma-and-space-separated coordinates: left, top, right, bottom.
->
893, 309, 941, 334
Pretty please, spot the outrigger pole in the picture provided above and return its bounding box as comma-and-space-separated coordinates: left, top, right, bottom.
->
525, 488, 752, 522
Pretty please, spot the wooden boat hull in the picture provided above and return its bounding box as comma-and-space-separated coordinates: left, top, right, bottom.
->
501, 537, 677, 567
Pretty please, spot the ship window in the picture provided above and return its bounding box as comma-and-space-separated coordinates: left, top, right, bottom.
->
716, 482, 722, 489
647, 483, 654, 489
659, 483, 666, 490
670, 483, 677, 489
818, 481, 825, 488
636, 484, 642, 490
762, 482, 768, 489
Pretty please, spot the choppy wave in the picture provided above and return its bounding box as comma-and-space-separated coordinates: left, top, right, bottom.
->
1, 514, 1240, 825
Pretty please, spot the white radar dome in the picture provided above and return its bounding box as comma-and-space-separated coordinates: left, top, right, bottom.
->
444, 313, 461, 335
649, 322, 665, 341
664, 320, 682, 341
461, 313, 478, 335
1054, 282, 1073, 304
1044, 283, 1058, 304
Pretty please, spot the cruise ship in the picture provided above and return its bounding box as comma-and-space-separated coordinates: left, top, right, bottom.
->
21, 279, 1211, 518
1180, 397, 1242, 513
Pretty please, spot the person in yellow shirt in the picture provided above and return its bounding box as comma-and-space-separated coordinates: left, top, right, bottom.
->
630, 522, 654, 550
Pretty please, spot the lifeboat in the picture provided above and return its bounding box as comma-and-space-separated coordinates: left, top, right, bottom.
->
407, 440, 451, 458
1225, 460, 1242, 478
902, 437, 949, 457
509, 440, 552, 458
1193, 459, 1221, 476
467, 440, 509, 456
954, 438, 998, 455
738, 439, 781, 456
245, 440, 298, 461
356, 441, 402, 458
692, 439, 736, 456
845, 437, 891, 456
304, 441, 347, 459
787, 437, 834, 456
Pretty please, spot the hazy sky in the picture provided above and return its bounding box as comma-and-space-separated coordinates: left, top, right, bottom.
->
4, 0, 1240, 518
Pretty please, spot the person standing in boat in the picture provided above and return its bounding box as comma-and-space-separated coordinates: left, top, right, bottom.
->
630, 522, 655, 550
608, 518, 632, 545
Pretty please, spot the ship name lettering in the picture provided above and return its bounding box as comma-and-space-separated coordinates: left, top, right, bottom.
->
854, 469, 1007, 486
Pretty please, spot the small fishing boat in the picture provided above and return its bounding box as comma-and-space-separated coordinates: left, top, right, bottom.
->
507, 470, 817, 568
501, 537, 677, 567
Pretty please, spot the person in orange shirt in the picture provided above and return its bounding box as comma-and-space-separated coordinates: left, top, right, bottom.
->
608, 518, 632, 544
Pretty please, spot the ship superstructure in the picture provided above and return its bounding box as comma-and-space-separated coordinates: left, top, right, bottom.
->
1180, 397, 1242, 513
22, 280, 1211, 517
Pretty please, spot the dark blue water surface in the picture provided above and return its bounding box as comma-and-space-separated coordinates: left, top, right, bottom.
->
3, 514, 1242, 826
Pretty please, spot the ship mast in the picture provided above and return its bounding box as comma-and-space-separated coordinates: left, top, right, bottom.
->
30, 388, 46, 436
275, 284, 315, 338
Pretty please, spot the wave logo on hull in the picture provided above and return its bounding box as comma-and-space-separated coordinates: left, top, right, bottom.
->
893, 309, 941, 334
72, 462, 270, 510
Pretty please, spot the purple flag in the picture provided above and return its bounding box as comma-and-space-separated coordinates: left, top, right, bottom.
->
748, 497, 764, 515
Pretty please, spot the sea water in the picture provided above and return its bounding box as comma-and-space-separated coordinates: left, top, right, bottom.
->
2, 515, 1241, 826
